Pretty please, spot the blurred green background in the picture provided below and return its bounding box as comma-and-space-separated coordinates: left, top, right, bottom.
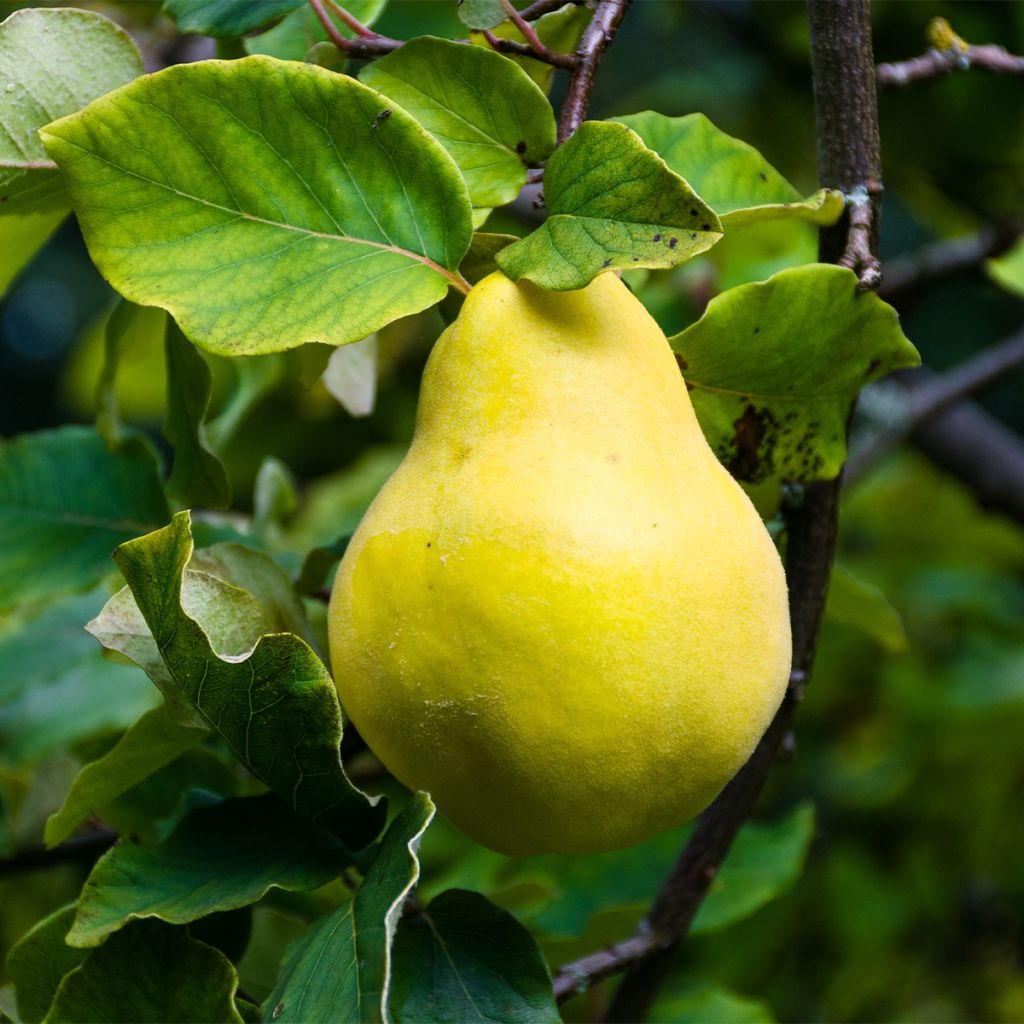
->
1, 2, 1022, 1022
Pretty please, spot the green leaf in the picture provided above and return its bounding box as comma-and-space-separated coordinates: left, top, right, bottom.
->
296, 536, 350, 596
163, 0, 305, 37
68, 795, 355, 947
44, 705, 206, 847
323, 336, 378, 418
457, 0, 507, 31
41, 57, 473, 356
0, 426, 169, 610
206, 355, 285, 451
987, 236, 1024, 297
264, 793, 435, 1024
96, 301, 169, 446
112, 511, 384, 846
477, 3, 591, 94
461, 232, 519, 284
361, 37, 556, 208
496, 121, 722, 290
615, 112, 843, 227
692, 803, 815, 934
45, 920, 244, 1023
649, 983, 775, 1024
245, 0, 387, 61
391, 889, 559, 1024
164, 320, 231, 508
670, 265, 921, 483
824, 562, 909, 653
253, 456, 299, 537
0, 8, 142, 297
6, 906, 86, 1024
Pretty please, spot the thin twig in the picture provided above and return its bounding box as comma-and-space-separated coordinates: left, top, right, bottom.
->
846, 329, 1024, 485
839, 183, 883, 291
556, 0, 633, 142
879, 225, 1019, 299
323, 0, 380, 38
0, 829, 117, 878
500, 0, 547, 54
878, 44, 1024, 87
519, 0, 584, 20
307, 0, 401, 56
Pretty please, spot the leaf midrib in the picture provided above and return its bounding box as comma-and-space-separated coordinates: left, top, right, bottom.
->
49, 134, 465, 289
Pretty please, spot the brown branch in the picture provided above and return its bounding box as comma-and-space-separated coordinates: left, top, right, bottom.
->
520, 0, 584, 20
912, 399, 1024, 526
0, 829, 117, 878
838, 183, 883, 290
846, 329, 1024, 486
556, 3, 880, 1019
556, 0, 633, 143
323, 0, 382, 38
879, 225, 1019, 299
878, 43, 1024, 88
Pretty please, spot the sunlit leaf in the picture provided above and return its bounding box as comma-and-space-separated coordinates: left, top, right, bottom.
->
41, 57, 472, 356
362, 37, 555, 208
616, 112, 843, 227
0, 8, 141, 296
670, 265, 920, 483
496, 121, 722, 290
323, 336, 378, 418
987, 236, 1024, 297
457, 0, 507, 31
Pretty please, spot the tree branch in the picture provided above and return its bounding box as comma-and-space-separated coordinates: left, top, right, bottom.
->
846, 329, 1024, 487
556, 3, 880, 1019
556, 0, 633, 142
878, 225, 1019, 299
0, 829, 117, 878
911, 399, 1024, 526
520, 0, 584, 19
878, 43, 1024, 88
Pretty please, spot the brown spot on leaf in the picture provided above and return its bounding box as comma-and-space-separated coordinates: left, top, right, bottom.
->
515, 140, 527, 154
728, 405, 767, 482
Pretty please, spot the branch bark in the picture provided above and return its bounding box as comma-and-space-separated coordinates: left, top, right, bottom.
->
878, 42, 1024, 87
554, 3, 882, 1018
556, 0, 633, 142
0, 829, 116, 878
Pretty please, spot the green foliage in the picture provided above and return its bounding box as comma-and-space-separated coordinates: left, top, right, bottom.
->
670, 265, 920, 483
68, 796, 355, 947
616, 112, 843, 227
5, 907, 84, 1024
108, 512, 384, 846
163, 0, 306, 37
391, 889, 559, 1024
46, 920, 246, 1023
987, 237, 1024, 297
825, 562, 909, 654
263, 794, 434, 1024
0, 8, 141, 297
41, 57, 473, 355
361, 36, 556, 208
164, 321, 231, 509
496, 120, 722, 289
245, 0, 387, 61
456, 0, 507, 32
0, 427, 169, 609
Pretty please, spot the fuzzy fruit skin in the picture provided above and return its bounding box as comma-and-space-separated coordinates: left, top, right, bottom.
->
329, 271, 790, 856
